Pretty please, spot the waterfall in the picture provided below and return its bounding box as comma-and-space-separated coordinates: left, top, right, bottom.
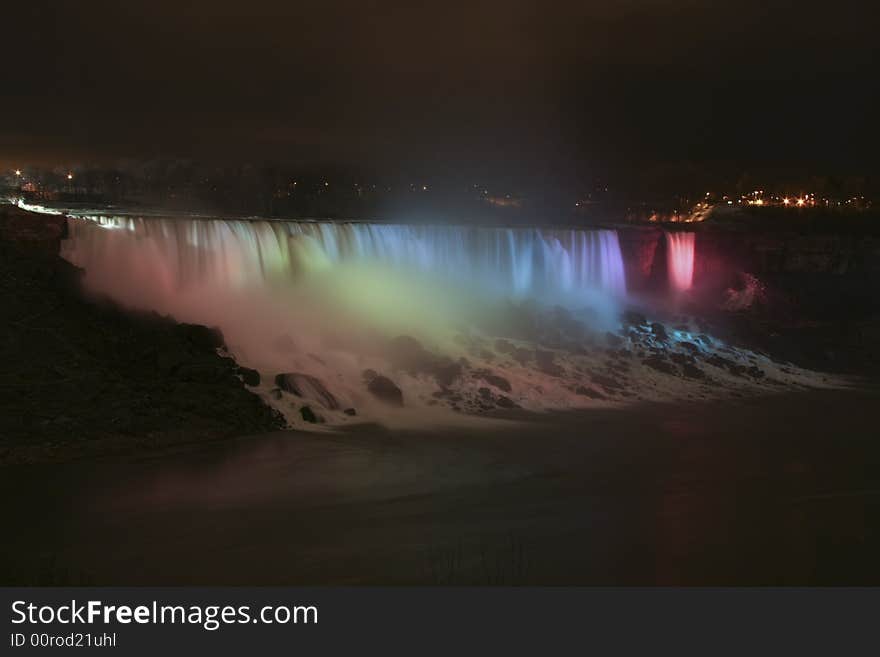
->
666, 231, 695, 292
63, 216, 628, 301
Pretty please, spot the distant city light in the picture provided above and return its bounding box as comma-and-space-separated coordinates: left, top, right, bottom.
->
15, 169, 21, 176
67, 173, 73, 180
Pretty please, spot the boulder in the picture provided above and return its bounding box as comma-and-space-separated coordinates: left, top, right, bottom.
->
237, 366, 260, 386
387, 335, 462, 386
644, 355, 678, 375
590, 372, 622, 390
474, 369, 512, 393
178, 323, 225, 351
650, 323, 668, 341
363, 371, 403, 406
681, 364, 705, 379
274, 373, 339, 409
575, 385, 605, 399
495, 395, 520, 409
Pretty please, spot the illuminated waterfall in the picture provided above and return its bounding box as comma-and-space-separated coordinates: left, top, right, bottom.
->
666, 231, 695, 292
62, 216, 628, 301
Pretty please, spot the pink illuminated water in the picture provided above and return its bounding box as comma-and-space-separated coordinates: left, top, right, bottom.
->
666, 231, 695, 292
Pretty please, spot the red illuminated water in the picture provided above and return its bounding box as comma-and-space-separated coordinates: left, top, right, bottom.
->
666, 231, 695, 292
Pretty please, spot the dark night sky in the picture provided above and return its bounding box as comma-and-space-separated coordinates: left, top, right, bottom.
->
2, 1, 877, 189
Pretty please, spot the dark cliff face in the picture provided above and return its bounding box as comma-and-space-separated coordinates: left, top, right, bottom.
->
617, 227, 663, 293
0, 206, 284, 464
615, 215, 880, 375
0, 204, 67, 246
617, 218, 880, 297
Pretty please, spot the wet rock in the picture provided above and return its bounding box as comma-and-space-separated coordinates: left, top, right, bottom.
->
681, 364, 705, 379
178, 323, 225, 351
679, 341, 700, 353
432, 358, 463, 386
343, 407, 357, 416
268, 388, 283, 400
495, 395, 520, 409
650, 323, 668, 341
607, 360, 631, 374
670, 352, 695, 366
706, 355, 752, 377
575, 385, 605, 399
237, 366, 260, 386
590, 372, 622, 390
274, 373, 339, 409
644, 355, 678, 375
388, 335, 462, 386
707, 354, 734, 369
364, 371, 404, 406
747, 366, 765, 379
299, 405, 319, 423
474, 369, 512, 392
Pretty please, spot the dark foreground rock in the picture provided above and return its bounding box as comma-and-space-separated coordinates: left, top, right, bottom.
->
387, 335, 462, 386
474, 369, 512, 393
236, 366, 260, 386
0, 212, 284, 463
299, 406, 320, 423
274, 372, 339, 409
363, 369, 404, 406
